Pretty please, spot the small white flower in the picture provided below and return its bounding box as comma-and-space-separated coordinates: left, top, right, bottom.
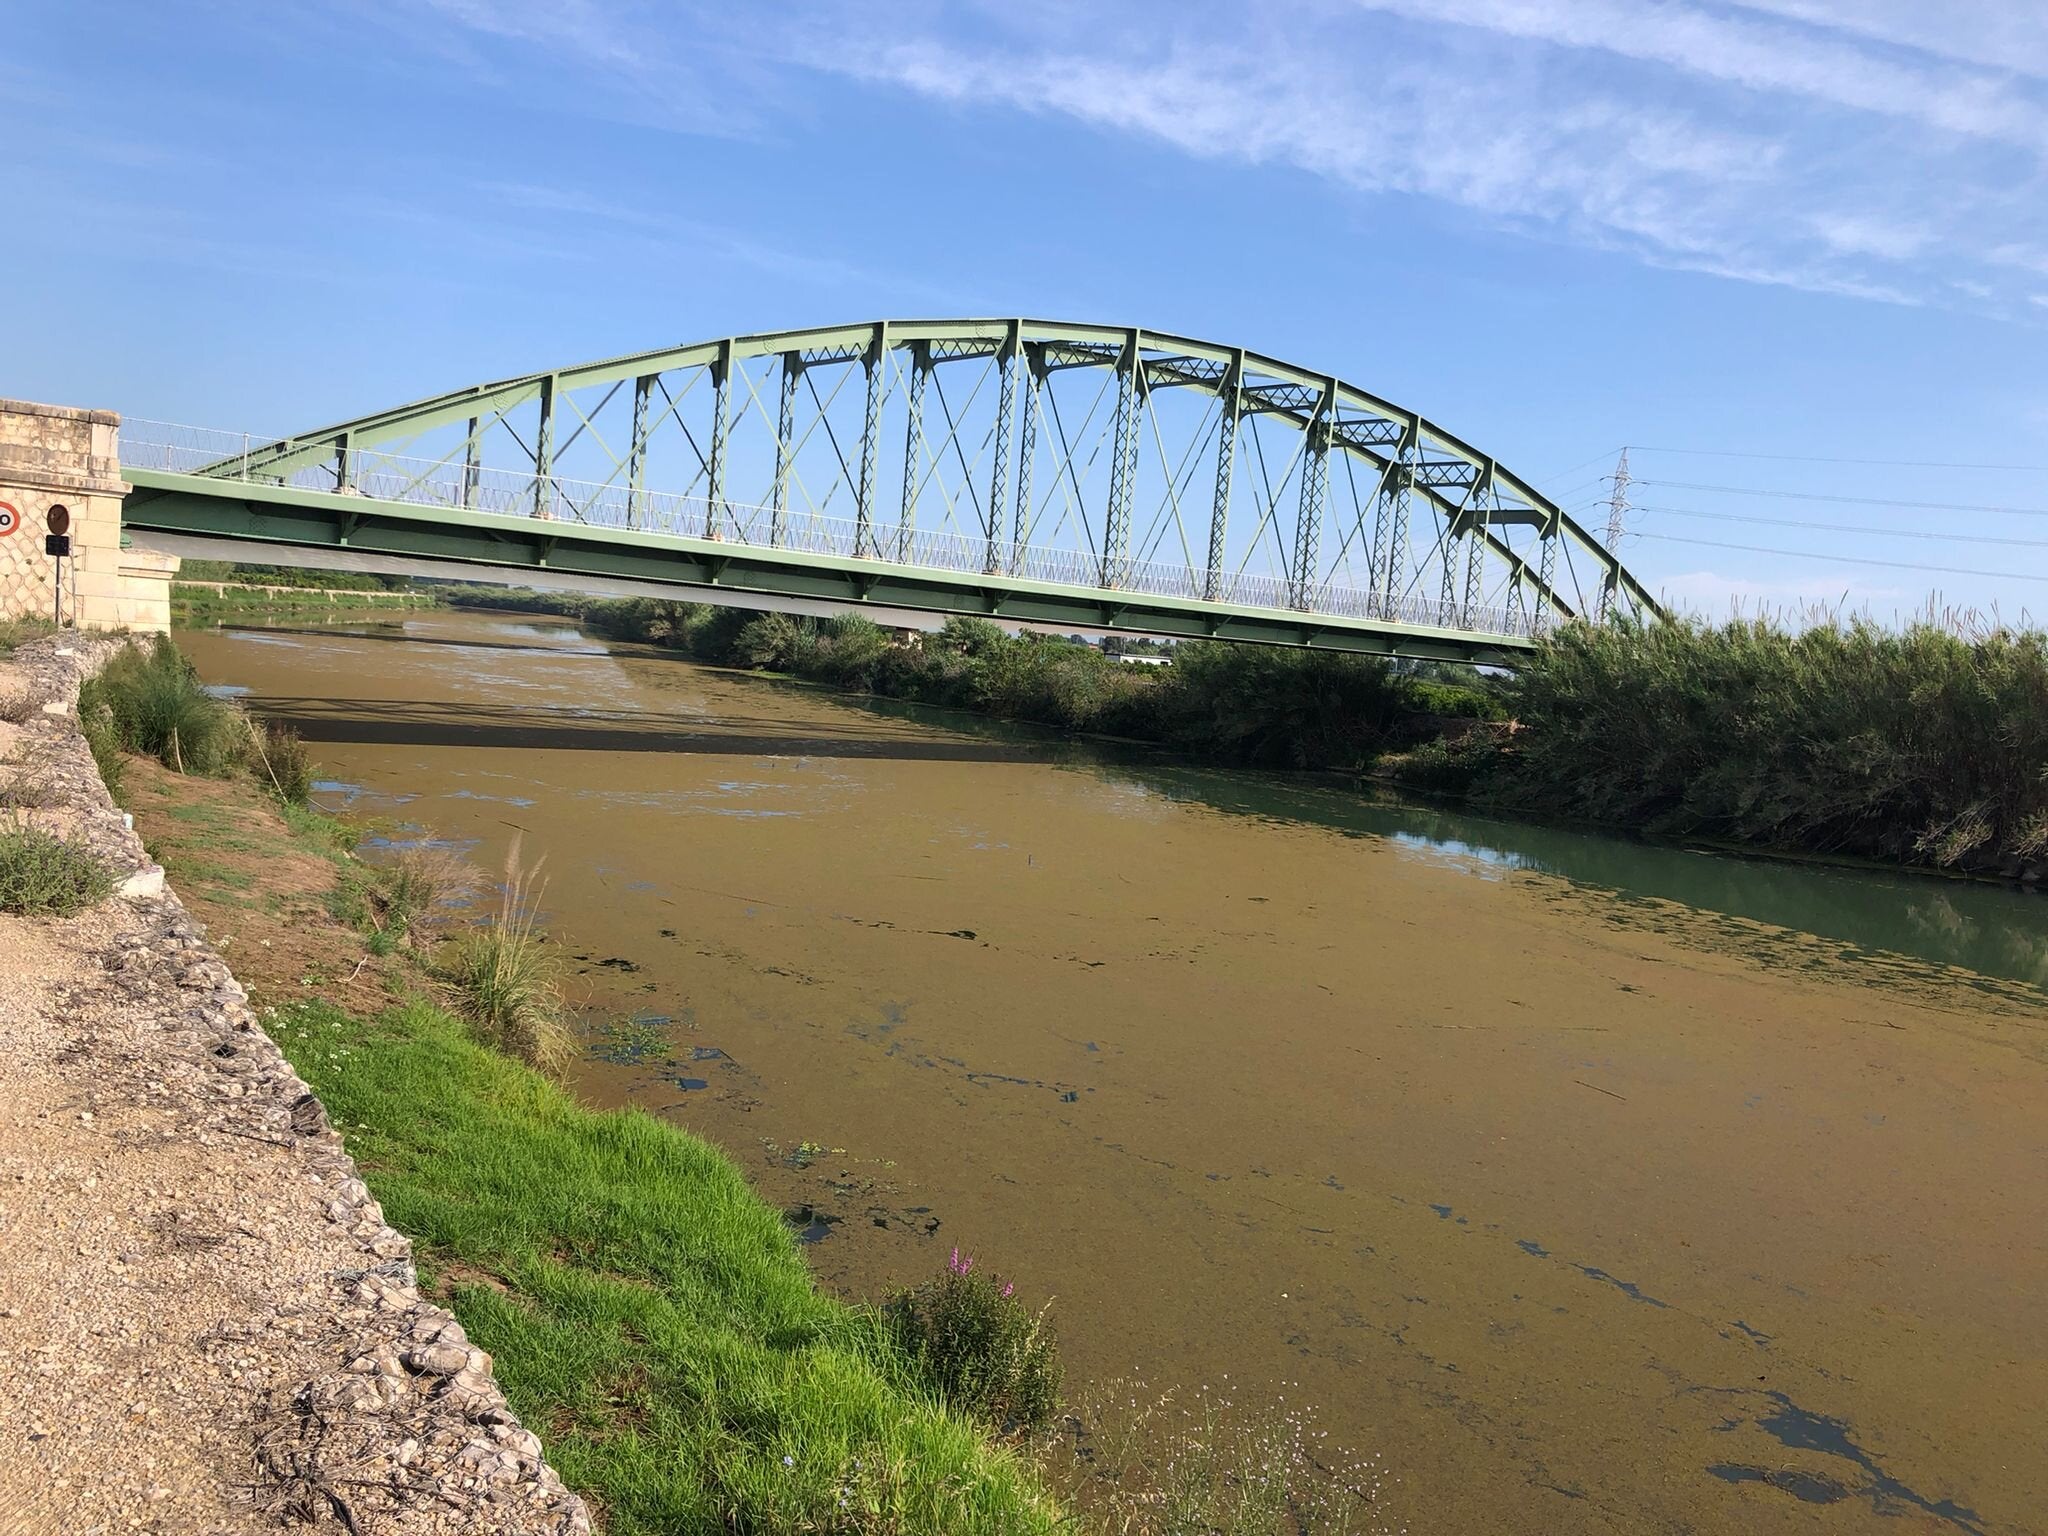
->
781, 1455, 794, 1468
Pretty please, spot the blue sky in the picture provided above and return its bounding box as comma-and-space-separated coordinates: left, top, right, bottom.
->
5, 0, 2047, 619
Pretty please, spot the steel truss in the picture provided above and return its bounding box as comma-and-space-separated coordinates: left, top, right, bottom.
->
130, 319, 1660, 644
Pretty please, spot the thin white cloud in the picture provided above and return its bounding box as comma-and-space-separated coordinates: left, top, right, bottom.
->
1730, 1, 2048, 83
1348, 0, 2048, 150
364, 0, 2048, 312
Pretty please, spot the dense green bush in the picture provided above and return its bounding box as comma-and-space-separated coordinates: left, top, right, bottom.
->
82, 635, 245, 776
1485, 616, 2048, 868
884, 1249, 1062, 1434
81, 636, 315, 805
0, 824, 114, 915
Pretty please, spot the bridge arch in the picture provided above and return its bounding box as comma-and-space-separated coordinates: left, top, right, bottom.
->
120, 320, 1659, 659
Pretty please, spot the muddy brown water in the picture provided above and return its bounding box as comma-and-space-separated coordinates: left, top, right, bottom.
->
179, 610, 2047, 1535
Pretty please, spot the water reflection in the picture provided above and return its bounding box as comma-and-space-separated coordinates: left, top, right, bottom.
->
849, 692, 2048, 994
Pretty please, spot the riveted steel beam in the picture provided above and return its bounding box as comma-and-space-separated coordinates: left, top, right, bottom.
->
1292, 382, 1336, 611
772, 354, 799, 549
987, 321, 1021, 575
1010, 345, 1042, 576
855, 323, 887, 559
1207, 349, 1244, 602
532, 377, 555, 520
1102, 328, 1144, 589
899, 340, 928, 563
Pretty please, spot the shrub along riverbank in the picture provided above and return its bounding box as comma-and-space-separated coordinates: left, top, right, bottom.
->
441, 587, 1497, 768
446, 587, 2048, 879
1404, 615, 2048, 877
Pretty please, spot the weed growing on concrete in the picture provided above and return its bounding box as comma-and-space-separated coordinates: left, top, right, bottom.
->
0, 820, 114, 916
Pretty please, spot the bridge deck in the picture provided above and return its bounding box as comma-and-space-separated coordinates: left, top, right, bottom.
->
121, 465, 1538, 662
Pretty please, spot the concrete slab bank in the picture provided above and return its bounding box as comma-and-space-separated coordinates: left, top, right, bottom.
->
0, 637, 590, 1536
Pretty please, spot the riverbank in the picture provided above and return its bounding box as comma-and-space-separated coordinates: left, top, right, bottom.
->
116, 704, 1069, 1532
174, 581, 440, 625
174, 608, 2048, 1532
0, 637, 588, 1535
441, 586, 2048, 883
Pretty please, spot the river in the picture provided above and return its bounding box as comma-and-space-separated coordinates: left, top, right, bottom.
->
178, 609, 2046, 1535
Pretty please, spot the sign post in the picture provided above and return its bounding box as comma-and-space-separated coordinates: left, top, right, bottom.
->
44, 505, 71, 627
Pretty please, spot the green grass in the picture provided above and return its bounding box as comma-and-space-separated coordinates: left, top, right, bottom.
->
266, 997, 1063, 1535
0, 618, 56, 657
0, 824, 115, 915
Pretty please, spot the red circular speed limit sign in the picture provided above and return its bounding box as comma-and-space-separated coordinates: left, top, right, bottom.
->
0, 502, 19, 538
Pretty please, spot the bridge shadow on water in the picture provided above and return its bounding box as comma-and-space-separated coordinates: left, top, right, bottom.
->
249, 696, 1052, 765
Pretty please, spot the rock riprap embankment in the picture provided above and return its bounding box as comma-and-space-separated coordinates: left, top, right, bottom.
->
0, 637, 590, 1535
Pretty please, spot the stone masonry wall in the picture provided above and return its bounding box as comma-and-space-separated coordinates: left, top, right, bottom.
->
0, 399, 175, 630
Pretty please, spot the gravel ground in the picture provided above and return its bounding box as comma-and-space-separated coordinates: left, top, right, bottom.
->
0, 637, 591, 1536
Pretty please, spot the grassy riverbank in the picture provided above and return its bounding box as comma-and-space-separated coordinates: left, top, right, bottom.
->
97, 641, 1064, 1532
115, 782, 1063, 1534
271, 997, 1061, 1534
173, 560, 439, 624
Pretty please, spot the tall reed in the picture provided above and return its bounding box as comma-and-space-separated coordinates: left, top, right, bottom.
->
439, 837, 572, 1069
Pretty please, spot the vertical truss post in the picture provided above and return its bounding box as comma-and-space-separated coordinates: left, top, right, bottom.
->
461, 418, 481, 510
1207, 349, 1243, 602
1439, 494, 1463, 624
1534, 512, 1560, 635
627, 375, 654, 530
335, 431, 355, 493
986, 322, 1021, 575
1291, 382, 1335, 610
1010, 347, 1041, 575
1370, 423, 1416, 621
898, 340, 928, 564
1102, 328, 1144, 589
706, 339, 733, 539
772, 354, 799, 549
1462, 466, 1493, 626
856, 323, 888, 559
532, 377, 555, 520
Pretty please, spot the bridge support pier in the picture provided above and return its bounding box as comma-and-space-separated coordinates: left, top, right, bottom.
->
0, 399, 175, 632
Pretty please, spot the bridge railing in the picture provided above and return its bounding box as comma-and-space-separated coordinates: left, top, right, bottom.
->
120, 422, 1537, 639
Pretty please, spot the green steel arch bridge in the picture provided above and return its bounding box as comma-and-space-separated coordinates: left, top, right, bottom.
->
116, 319, 1659, 663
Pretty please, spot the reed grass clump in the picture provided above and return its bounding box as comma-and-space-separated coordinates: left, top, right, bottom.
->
1486, 614, 2048, 870
242, 717, 315, 805
439, 839, 571, 1069
375, 842, 484, 943
81, 635, 245, 777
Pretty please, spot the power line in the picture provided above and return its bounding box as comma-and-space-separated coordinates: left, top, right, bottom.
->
1636, 531, 2048, 583
1629, 445, 2048, 473
1533, 448, 1625, 486
1636, 504, 2048, 549
1635, 478, 2048, 518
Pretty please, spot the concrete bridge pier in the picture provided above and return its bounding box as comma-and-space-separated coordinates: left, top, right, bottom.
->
0, 399, 176, 632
